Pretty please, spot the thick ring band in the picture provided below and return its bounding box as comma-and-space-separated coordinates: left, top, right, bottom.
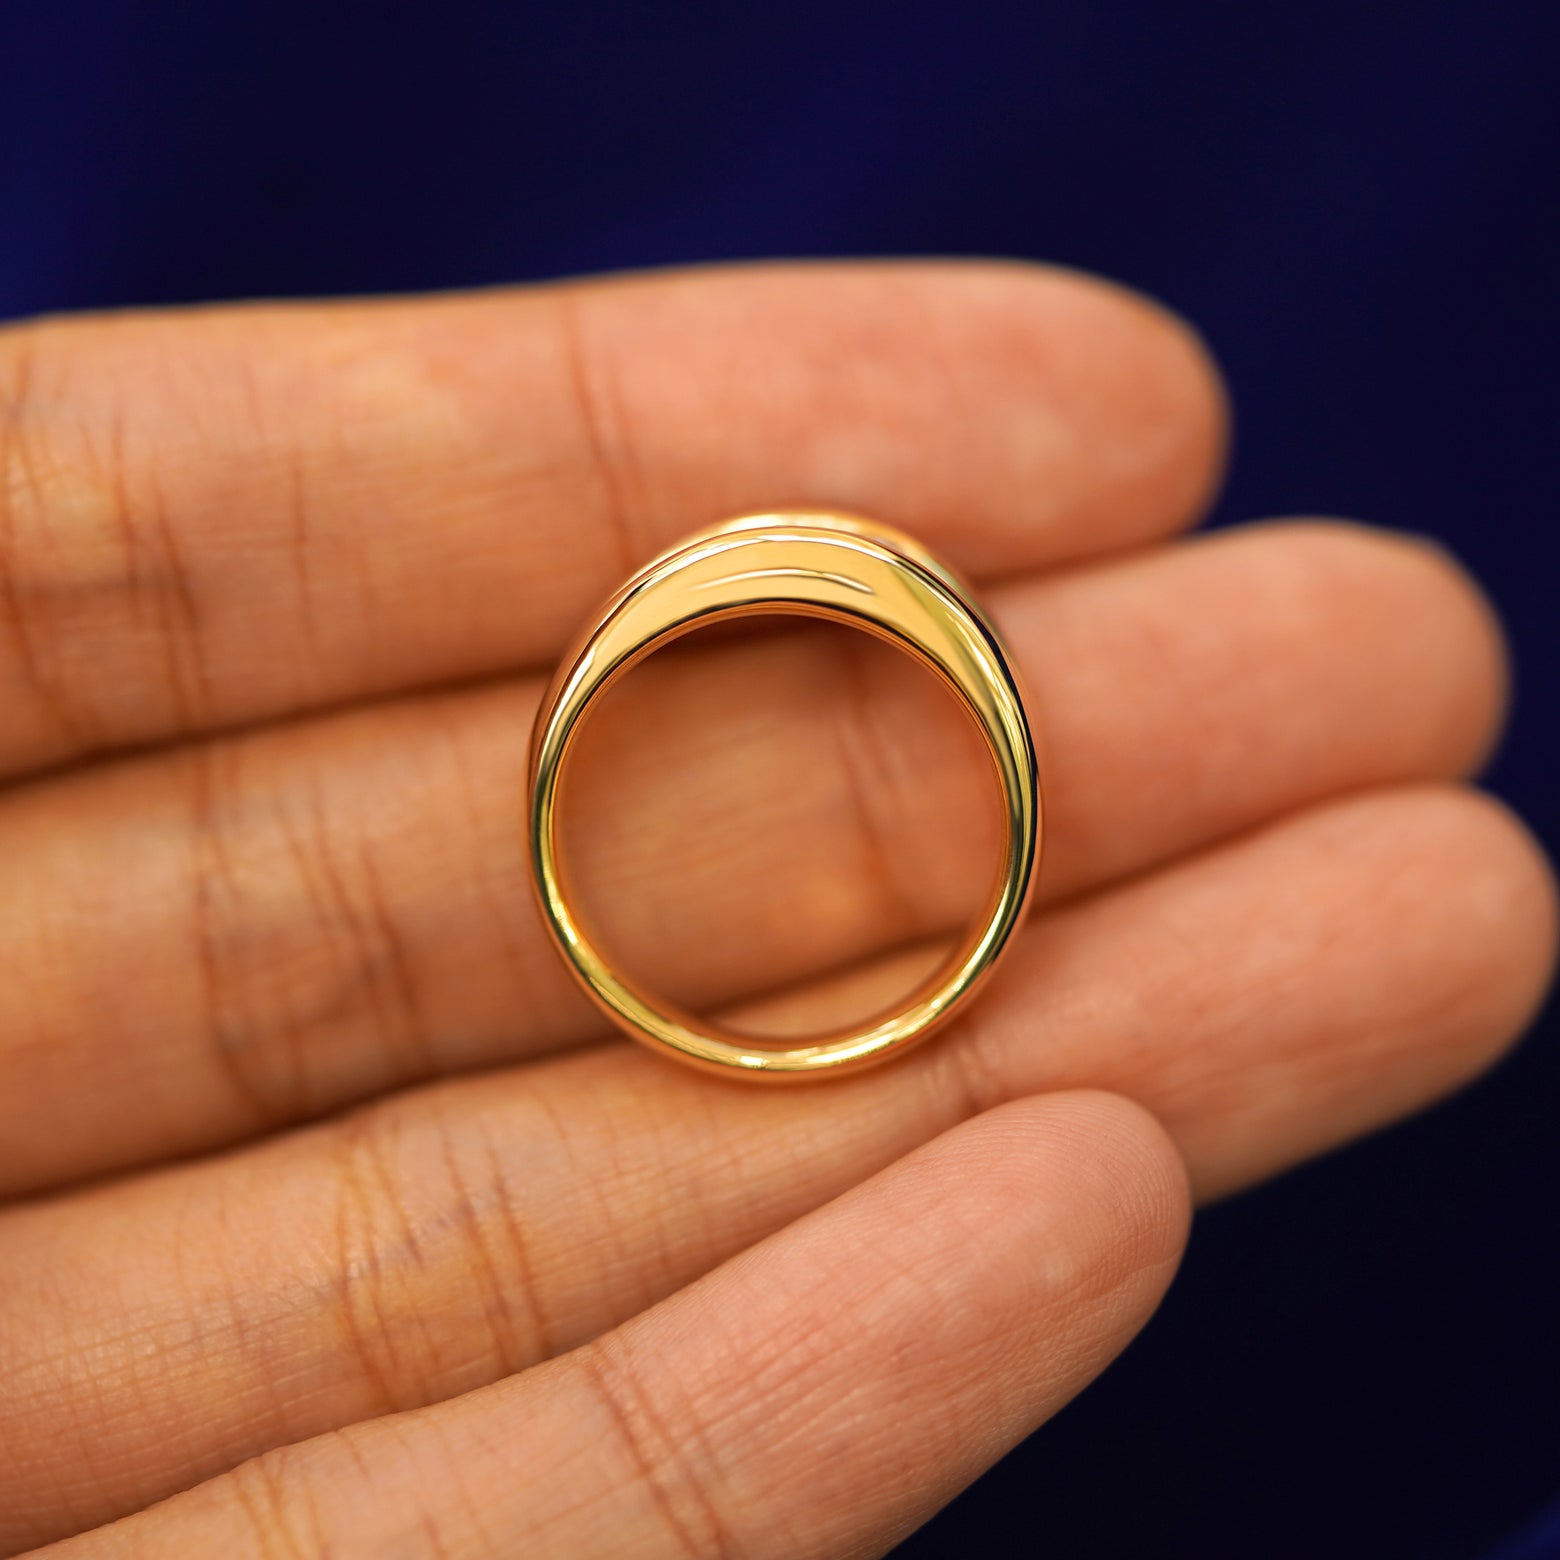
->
527, 511, 1041, 1080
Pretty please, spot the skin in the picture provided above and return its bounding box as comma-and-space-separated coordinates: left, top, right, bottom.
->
0, 260, 1553, 1558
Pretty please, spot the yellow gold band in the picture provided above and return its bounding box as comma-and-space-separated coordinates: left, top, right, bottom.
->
527, 511, 1041, 1080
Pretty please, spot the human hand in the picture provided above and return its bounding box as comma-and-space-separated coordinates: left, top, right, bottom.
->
1, 263, 1552, 1557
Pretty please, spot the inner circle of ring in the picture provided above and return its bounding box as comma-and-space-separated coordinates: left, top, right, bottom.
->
526, 511, 1041, 1080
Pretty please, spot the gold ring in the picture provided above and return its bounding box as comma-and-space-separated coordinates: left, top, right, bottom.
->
527, 511, 1041, 1080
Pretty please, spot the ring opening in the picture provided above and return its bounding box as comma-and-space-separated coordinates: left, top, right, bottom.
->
551, 613, 1008, 1048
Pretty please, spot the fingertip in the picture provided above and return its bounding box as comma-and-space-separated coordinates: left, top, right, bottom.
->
1291, 520, 1513, 775
916, 1088, 1190, 1361
980, 1089, 1192, 1298
1192, 518, 1514, 782
1404, 786, 1559, 1085
1053, 264, 1233, 516
953, 260, 1232, 556
1394, 530, 1514, 775
1163, 782, 1560, 1201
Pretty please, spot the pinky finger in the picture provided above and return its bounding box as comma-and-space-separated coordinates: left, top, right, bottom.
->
40, 1093, 1188, 1560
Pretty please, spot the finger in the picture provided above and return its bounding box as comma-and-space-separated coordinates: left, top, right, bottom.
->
0, 260, 1225, 777
30, 1093, 1188, 1560
0, 523, 1507, 1194
2, 785, 1550, 1549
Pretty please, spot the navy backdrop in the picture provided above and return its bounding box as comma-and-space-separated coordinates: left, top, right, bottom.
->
2, 3, 1557, 1556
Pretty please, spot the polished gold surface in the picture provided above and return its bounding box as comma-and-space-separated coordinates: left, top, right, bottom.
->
527, 512, 1041, 1079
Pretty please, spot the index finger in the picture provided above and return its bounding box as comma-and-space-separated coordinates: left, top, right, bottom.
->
0, 261, 1225, 778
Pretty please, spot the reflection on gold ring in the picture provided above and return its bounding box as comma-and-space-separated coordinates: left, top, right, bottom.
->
527, 511, 1041, 1081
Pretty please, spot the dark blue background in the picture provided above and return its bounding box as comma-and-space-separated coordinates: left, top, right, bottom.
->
3, 3, 1557, 1555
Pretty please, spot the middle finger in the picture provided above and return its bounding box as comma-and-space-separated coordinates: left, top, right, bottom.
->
0, 522, 1504, 1195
